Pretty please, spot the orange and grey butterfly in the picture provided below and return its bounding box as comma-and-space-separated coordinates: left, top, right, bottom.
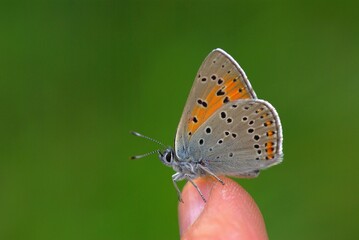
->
132, 48, 283, 202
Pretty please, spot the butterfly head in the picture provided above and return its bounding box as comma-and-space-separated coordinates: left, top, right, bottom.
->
130, 131, 177, 167
158, 147, 176, 166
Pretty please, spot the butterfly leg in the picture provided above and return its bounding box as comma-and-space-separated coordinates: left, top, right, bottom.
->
198, 165, 225, 185
172, 173, 185, 203
185, 174, 207, 203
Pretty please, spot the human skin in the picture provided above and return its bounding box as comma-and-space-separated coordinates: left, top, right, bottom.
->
178, 177, 268, 240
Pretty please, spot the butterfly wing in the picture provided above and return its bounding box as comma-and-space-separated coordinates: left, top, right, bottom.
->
187, 99, 283, 176
175, 49, 257, 159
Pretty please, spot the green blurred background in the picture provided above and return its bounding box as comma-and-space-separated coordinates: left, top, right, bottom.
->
1, 0, 358, 239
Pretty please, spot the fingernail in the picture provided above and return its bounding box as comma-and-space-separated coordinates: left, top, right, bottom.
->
178, 178, 213, 236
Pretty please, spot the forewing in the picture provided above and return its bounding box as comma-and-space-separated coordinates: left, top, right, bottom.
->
175, 49, 257, 159
187, 99, 283, 176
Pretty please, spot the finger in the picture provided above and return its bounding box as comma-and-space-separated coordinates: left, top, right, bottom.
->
178, 177, 268, 240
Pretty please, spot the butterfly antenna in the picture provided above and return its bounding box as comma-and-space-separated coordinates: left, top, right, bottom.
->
130, 131, 167, 148
130, 149, 160, 160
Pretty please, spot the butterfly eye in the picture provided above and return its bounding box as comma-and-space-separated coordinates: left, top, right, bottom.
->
165, 152, 172, 163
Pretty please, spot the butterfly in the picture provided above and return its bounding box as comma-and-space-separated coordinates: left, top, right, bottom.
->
131, 48, 283, 202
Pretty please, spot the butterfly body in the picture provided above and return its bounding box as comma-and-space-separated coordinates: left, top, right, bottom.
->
133, 48, 283, 202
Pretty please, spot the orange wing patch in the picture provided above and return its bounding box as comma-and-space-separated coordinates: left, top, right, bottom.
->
264, 141, 274, 160
186, 74, 252, 136
265, 128, 277, 160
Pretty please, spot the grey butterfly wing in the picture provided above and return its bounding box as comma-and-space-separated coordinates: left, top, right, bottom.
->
188, 99, 283, 177
175, 49, 257, 160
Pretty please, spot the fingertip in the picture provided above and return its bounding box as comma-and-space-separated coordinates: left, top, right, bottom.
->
179, 177, 268, 240
178, 177, 214, 235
